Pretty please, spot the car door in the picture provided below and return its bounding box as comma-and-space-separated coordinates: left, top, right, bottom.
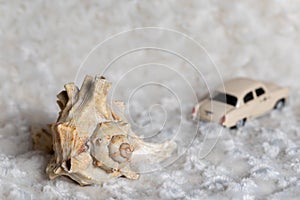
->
253, 87, 270, 116
239, 91, 256, 120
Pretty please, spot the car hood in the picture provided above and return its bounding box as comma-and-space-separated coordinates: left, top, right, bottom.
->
200, 99, 235, 122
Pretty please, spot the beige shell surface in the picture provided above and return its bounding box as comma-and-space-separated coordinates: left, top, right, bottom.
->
32, 75, 176, 186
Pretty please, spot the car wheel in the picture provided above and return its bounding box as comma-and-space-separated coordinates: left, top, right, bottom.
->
274, 99, 285, 110
235, 118, 246, 129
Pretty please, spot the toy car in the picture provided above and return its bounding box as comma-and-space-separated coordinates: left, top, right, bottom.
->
192, 78, 289, 128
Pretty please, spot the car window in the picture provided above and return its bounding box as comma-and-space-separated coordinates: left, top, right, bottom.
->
212, 92, 238, 107
244, 92, 254, 103
255, 87, 265, 97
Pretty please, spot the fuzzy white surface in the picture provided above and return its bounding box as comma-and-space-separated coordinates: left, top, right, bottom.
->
1, 1, 300, 199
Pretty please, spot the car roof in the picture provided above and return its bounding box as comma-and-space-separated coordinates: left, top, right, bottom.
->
216, 78, 263, 97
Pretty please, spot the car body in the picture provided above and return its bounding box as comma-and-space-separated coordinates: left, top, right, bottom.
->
192, 78, 289, 128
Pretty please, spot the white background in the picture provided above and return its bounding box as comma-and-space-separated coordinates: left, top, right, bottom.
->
1, 1, 300, 199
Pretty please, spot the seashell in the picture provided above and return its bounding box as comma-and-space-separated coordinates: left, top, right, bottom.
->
32, 75, 176, 186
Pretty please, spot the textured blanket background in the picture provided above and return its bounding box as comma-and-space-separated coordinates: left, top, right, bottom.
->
1, 1, 300, 199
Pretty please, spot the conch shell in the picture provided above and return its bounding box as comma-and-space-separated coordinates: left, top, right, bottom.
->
32, 75, 176, 186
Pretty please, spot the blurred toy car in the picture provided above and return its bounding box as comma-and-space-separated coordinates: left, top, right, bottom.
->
192, 78, 289, 128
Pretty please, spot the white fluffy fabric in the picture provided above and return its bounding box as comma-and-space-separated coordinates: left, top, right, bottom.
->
1, 1, 300, 199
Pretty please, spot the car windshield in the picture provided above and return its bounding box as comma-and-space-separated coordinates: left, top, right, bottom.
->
212, 92, 238, 107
